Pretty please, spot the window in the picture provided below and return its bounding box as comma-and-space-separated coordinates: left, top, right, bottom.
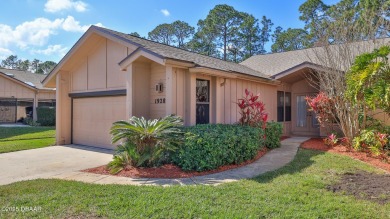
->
277, 91, 291, 122
196, 79, 210, 124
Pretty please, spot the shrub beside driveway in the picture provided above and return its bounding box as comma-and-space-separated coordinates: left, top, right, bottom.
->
0, 127, 55, 153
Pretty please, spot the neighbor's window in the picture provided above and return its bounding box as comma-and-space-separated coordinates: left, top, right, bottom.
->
277, 91, 291, 122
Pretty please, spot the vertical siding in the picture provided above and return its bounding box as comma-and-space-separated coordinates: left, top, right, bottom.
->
87, 39, 106, 90
230, 79, 237, 123
0, 75, 36, 98
175, 68, 185, 118
224, 79, 231, 123
107, 39, 128, 89
70, 37, 135, 93
217, 78, 277, 124
71, 59, 87, 91
132, 63, 150, 118
149, 63, 166, 119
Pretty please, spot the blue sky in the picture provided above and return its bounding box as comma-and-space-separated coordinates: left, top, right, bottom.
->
0, 0, 339, 63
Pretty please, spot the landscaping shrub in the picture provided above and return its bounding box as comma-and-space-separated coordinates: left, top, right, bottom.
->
173, 124, 265, 171
37, 107, 56, 126
352, 129, 388, 156
264, 122, 283, 149
108, 115, 184, 172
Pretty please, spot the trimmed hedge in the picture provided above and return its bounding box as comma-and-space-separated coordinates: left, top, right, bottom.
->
172, 124, 265, 171
37, 107, 56, 126
265, 122, 283, 149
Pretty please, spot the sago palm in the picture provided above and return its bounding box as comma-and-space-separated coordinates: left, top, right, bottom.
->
109, 115, 184, 170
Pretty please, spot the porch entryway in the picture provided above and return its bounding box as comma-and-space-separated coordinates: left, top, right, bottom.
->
292, 93, 320, 136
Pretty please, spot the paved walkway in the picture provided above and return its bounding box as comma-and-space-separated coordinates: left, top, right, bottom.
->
0, 123, 30, 127
0, 145, 112, 185
47, 137, 309, 186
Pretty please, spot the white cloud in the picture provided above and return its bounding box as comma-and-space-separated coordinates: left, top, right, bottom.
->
62, 16, 89, 32
161, 9, 170, 16
31, 44, 68, 56
0, 47, 13, 60
0, 16, 103, 51
45, 0, 87, 13
0, 17, 63, 49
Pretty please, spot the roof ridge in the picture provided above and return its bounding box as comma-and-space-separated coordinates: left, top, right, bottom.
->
247, 37, 390, 58
92, 25, 260, 69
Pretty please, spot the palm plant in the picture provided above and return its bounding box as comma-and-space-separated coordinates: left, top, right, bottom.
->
108, 115, 184, 173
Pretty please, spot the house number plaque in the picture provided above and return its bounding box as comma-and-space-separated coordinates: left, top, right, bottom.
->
155, 98, 165, 104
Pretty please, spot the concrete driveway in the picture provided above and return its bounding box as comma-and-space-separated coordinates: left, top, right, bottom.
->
0, 145, 112, 185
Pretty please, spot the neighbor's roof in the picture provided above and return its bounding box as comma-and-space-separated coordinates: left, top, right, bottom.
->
0, 68, 52, 90
94, 26, 271, 80
241, 38, 390, 77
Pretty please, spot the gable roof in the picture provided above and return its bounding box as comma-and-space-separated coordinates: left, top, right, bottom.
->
95, 26, 270, 79
0, 68, 52, 90
43, 25, 273, 87
241, 38, 390, 77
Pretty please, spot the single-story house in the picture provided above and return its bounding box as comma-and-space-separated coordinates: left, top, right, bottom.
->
0, 68, 56, 123
42, 25, 389, 149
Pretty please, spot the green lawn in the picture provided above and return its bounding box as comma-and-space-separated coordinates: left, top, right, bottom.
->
0, 149, 389, 218
0, 127, 55, 153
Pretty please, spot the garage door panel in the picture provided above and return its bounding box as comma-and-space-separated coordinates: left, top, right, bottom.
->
73, 96, 126, 149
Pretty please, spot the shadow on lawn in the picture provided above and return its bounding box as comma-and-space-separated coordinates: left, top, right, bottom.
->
250, 148, 325, 184
0, 127, 55, 141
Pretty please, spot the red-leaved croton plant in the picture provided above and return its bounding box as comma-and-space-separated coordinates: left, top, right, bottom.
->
237, 89, 268, 129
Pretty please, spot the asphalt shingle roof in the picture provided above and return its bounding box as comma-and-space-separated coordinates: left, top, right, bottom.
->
241, 38, 390, 76
94, 26, 271, 80
0, 68, 50, 90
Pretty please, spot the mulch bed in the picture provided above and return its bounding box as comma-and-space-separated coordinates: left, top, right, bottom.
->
327, 171, 390, 204
301, 138, 390, 173
280, 136, 290, 141
83, 147, 268, 179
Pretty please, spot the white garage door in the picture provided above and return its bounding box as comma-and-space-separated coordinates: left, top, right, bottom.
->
72, 96, 126, 149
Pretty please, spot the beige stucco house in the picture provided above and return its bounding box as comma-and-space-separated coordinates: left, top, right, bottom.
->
0, 68, 56, 123
42, 25, 389, 149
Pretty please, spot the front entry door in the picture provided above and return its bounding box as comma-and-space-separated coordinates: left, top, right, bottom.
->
196, 79, 210, 124
293, 94, 320, 136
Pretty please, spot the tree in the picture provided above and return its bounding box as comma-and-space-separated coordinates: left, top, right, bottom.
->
148, 23, 175, 45
18, 60, 30, 71
346, 46, 390, 126
299, 0, 390, 44
271, 28, 311, 52
326, 0, 390, 42
259, 16, 274, 54
39, 61, 57, 74
129, 32, 141, 37
187, 19, 219, 57
171, 20, 195, 48
303, 0, 390, 141
1, 55, 19, 69
201, 4, 244, 61
31, 59, 42, 74
272, 26, 283, 42
299, 0, 329, 43
239, 13, 261, 60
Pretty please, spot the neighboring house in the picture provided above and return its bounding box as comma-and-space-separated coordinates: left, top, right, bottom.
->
241, 38, 390, 136
42, 25, 389, 149
0, 68, 56, 123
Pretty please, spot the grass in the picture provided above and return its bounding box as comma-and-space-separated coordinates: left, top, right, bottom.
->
0, 149, 389, 218
0, 127, 55, 153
